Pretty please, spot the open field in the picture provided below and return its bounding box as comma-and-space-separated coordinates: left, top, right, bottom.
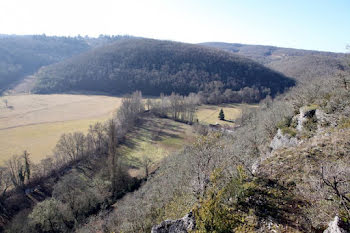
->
0, 94, 254, 165
0, 94, 122, 164
196, 103, 257, 126
118, 114, 195, 177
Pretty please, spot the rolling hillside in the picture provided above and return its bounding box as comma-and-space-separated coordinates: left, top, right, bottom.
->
33, 38, 295, 97
201, 42, 349, 82
0, 34, 129, 93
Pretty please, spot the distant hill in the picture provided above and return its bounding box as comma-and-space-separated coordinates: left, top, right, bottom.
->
33, 38, 295, 97
200, 42, 349, 82
0, 34, 129, 93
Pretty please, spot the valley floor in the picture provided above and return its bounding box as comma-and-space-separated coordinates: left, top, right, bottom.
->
196, 103, 257, 126
119, 114, 195, 177
0, 94, 122, 164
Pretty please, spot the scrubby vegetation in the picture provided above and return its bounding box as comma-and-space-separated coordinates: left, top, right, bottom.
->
33, 38, 295, 100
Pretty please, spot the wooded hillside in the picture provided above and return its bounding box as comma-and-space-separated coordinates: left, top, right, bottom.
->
201, 42, 349, 82
0, 35, 128, 93
33, 38, 295, 97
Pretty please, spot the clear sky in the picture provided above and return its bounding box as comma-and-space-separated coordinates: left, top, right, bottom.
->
0, 0, 349, 52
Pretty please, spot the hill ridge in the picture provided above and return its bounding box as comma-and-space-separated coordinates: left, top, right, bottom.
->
33, 38, 295, 98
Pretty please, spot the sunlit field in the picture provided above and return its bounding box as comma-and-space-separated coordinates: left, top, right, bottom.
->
118, 115, 195, 177
0, 94, 122, 164
196, 103, 257, 126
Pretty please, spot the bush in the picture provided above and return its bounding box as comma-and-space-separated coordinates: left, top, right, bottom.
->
52, 173, 106, 220
194, 167, 257, 232
29, 198, 74, 232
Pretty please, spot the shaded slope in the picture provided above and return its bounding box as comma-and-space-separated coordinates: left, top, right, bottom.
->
0, 34, 129, 93
33, 38, 295, 96
0, 35, 89, 93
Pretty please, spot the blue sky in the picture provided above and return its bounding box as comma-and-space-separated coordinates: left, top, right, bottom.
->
0, 0, 349, 52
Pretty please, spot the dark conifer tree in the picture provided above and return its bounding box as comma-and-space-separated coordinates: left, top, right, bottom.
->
218, 109, 225, 120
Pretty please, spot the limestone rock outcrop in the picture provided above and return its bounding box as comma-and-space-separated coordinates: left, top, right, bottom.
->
151, 212, 195, 233
323, 216, 346, 233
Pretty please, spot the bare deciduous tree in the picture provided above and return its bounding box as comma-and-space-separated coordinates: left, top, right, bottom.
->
55, 132, 86, 162
108, 120, 118, 198
320, 163, 350, 218
140, 154, 153, 177
6, 155, 24, 189
87, 122, 107, 155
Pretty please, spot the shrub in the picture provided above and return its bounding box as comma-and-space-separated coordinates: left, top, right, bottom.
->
194, 167, 256, 232
29, 198, 74, 233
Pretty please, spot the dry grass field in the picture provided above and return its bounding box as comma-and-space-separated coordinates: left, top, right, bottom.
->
196, 103, 257, 126
0, 94, 255, 166
119, 114, 195, 177
0, 94, 122, 164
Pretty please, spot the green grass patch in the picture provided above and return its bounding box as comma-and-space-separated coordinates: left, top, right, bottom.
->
303, 104, 319, 112
339, 117, 350, 129
119, 116, 195, 177
196, 104, 257, 126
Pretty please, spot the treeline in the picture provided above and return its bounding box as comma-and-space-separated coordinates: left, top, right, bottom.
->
0, 92, 145, 232
145, 86, 267, 126
33, 38, 295, 100
148, 93, 200, 124
197, 81, 271, 104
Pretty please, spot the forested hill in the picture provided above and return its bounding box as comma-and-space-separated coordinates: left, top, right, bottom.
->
0, 34, 129, 93
33, 38, 295, 97
200, 42, 349, 82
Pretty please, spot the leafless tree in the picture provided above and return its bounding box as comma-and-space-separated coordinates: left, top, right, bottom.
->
140, 154, 153, 177
320, 163, 350, 218
0, 167, 10, 198
87, 122, 107, 155
40, 157, 54, 177
55, 132, 86, 162
108, 120, 118, 198
336, 71, 350, 90
116, 91, 144, 130
5, 155, 24, 188
187, 134, 223, 199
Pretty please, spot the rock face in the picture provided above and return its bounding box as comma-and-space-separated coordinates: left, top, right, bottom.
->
295, 106, 338, 132
323, 216, 346, 233
252, 128, 299, 174
151, 212, 195, 233
269, 129, 299, 151
296, 106, 316, 131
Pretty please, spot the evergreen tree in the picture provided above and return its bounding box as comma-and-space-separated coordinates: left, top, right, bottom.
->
219, 109, 225, 120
